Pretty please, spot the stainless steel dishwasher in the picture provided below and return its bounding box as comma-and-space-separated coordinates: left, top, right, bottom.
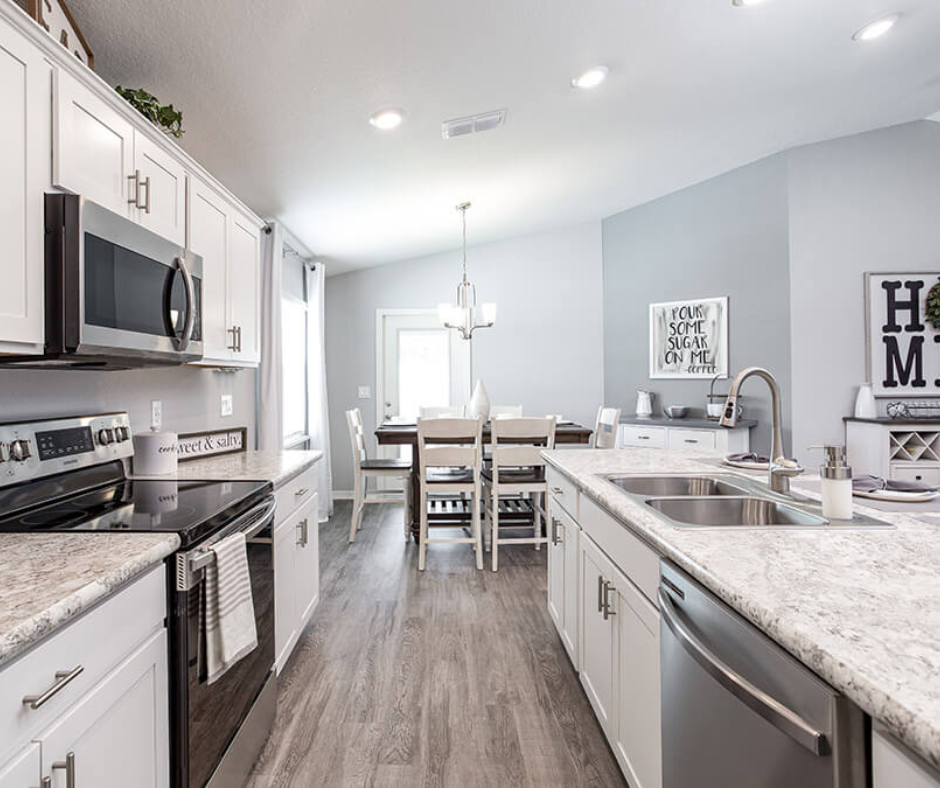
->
659, 561, 868, 788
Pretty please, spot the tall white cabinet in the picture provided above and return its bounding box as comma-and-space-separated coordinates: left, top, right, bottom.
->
0, 18, 47, 353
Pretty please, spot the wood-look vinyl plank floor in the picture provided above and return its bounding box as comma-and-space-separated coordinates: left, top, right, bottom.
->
246, 501, 626, 788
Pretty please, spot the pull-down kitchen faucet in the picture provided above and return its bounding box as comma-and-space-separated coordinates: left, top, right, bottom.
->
720, 366, 802, 495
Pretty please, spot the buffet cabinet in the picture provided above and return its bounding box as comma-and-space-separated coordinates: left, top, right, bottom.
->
0, 2, 263, 366
546, 467, 662, 788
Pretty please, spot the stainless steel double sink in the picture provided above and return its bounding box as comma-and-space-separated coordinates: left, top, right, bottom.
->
604, 474, 893, 530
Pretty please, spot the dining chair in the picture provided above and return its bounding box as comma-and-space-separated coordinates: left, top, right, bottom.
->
415, 417, 484, 571
490, 405, 524, 419
482, 417, 556, 571
419, 405, 466, 418
346, 409, 412, 543
592, 406, 622, 449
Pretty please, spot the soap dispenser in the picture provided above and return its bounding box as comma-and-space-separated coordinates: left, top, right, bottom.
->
809, 445, 853, 520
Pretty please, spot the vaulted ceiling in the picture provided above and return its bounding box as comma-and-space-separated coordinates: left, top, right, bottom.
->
70, 0, 940, 274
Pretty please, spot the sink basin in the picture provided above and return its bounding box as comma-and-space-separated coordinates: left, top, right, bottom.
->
646, 496, 829, 528
606, 475, 750, 497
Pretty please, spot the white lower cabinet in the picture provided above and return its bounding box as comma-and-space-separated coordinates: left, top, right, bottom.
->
873, 724, 940, 788
550, 479, 663, 788
274, 480, 320, 673
38, 630, 169, 788
0, 743, 39, 788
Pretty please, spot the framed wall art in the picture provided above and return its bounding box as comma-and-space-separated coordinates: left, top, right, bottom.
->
649, 296, 728, 379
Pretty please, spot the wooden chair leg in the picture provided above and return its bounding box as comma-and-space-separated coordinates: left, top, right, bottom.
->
482, 484, 490, 552
358, 476, 367, 530
349, 474, 363, 543
473, 480, 483, 570
418, 482, 428, 571
403, 473, 412, 541
491, 495, 499, 572
533, 492, 541, 551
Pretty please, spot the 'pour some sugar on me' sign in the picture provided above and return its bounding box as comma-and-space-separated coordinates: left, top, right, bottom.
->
649, 297, 729, 379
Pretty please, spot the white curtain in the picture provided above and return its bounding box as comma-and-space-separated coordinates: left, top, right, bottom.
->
257, 222, 284, 450
306, 263, 333, 521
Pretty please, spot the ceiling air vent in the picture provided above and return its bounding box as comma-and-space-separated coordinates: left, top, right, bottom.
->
441, 109, 506, 140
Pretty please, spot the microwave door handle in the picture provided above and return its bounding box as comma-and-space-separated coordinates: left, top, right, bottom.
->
172, 257, 196, 352
657, 587, 829, 756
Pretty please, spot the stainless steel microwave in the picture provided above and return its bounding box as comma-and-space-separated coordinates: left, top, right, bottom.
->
0, 194, 203, 370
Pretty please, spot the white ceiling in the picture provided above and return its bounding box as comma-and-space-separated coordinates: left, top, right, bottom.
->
69, 0, 940, 275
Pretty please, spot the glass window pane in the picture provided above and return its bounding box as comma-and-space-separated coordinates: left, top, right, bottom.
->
398, 329, 450, 420
282, 297, 307, 440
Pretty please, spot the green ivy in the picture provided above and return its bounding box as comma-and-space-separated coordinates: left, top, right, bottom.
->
927, 277, 940, 329
115, 86, 184, 138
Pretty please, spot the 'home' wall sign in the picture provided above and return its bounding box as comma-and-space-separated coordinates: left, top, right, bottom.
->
866, 272, 940, 397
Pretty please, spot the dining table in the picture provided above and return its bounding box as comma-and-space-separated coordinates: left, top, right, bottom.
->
375, 420, 594, 539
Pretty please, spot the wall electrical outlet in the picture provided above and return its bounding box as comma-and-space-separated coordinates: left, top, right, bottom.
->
220, 394, 234, 417
150, 400, 162, 430
358, 385, 371, 399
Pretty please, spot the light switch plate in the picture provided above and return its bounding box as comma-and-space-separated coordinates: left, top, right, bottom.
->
358, 386, 371, 399
151, 400, 162, 430
220, 394, 234, 417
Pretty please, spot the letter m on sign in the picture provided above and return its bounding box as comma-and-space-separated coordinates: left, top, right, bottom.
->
882, 336, 926, 388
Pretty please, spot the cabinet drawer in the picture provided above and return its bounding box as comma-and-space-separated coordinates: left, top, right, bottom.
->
274, 465, 318, 524
0, 565, 165, 762
547, 466, 578, 520
579, 496, 660, 605
667, 429, 716, 451
620, 425, 667, 449
890, 465, 940, 488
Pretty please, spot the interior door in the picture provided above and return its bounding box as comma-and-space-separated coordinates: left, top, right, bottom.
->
38, 630, 169, 788
133, 133, 186, 245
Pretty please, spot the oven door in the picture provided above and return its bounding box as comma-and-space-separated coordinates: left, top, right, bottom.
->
170, 499, 276, 788
47, 194, 204, 365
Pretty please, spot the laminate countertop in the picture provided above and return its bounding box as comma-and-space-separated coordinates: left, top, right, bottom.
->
0, 533, 179, 669
543, 448, 940, 771
132, 450, 323, 489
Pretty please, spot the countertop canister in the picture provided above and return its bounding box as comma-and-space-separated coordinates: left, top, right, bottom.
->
133, 429, 178, 476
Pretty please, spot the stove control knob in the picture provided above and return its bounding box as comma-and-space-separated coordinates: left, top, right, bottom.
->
0, 443, 7, 463
10, 440, 31, 462
117, 426, 130, 442
98, 428, 114, 446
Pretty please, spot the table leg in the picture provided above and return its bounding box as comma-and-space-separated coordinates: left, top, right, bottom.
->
410, 436, 420, 542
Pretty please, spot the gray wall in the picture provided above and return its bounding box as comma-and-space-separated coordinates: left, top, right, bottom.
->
326, 222, 604, 492
788, 121, 940, 462
602, 154, 792, 455
0, 366, 257, 445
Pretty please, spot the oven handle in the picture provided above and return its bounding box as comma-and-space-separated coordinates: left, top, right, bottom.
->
658, 586, 829, 756
170, 256, 196, 352
177, 498, 277, 589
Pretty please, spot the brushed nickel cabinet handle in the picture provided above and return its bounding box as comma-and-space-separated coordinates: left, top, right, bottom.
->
23, 665, 84, 709
295, 487, 310, 497
551, 518, 563, 545
237, 325, 243, 353
551, 486, 564, 495
597, 574, 604, 613
52, 752, 76, 788
227, 326, 238, 352
602, 581, 617, 620
296, 519, 305, 546
140, 175, 152, 214
127, 169, 141, 206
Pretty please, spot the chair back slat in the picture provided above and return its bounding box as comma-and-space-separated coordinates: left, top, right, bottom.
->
417, 417, 483, 473
418, 405, 466, 419
490, 417, 556, 478
346, 408, 368, 466
593, 406, 621, 449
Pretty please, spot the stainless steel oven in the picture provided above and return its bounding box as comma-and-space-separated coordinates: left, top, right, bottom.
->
171, 497, 277, 788
0, 193, 203, 369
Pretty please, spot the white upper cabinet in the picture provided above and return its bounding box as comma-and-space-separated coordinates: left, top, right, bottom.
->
189, 177, 263, 367
0, 17, 47, 351
54, 68, 135, 218
133, 133, 186, 246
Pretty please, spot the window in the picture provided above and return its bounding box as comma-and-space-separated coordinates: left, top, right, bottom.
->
282, 248, 308, 448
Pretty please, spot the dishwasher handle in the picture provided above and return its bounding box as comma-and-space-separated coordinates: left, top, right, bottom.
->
658, 586, 829, 756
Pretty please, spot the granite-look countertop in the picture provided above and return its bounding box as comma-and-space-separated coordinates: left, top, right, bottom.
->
0, 533, 179, 668
133, 450, 323, 489
543, 448, 940, 770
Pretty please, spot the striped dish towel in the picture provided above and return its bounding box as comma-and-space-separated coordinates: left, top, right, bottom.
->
204, 531, 258, 684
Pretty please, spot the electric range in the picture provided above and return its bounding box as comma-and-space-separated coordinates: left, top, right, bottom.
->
0, 413, 276, 788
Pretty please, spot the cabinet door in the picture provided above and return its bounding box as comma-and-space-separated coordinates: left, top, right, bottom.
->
274, 513, 299, 674
614, 569, 662, 788
579, 534, 617, 739
133, 133, 186, 245
0, 743, 40, 788
0, 19, 46, 349
54, 69, 134, 217
295, 496, 320, 627
38, 629, 169, 788
561, 516, 580, 669
547, 506, 565, 634
188, 176, 232, 362
228, 212, 261, 365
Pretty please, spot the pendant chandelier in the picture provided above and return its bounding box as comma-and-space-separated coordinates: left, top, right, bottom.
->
438, 202, 496, 340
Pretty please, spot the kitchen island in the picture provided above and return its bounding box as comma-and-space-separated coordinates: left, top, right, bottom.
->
543, 447, 940, 779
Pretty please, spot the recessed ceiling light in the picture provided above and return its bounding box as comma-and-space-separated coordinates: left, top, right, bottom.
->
853, 13, 901, 42
571, 66, 609, 90
732, 0, 765, 6
368, 108, 404, 130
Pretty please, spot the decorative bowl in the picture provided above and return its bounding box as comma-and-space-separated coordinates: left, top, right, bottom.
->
665, 405, 690, 419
